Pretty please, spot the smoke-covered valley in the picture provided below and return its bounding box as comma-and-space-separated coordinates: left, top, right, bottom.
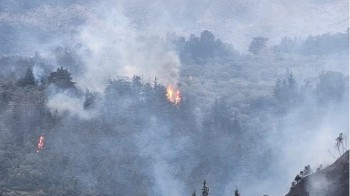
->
0, 1, 348, 196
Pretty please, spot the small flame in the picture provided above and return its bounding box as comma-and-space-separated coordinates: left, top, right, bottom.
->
166, 85, 181, 105
36, 135, 45, 153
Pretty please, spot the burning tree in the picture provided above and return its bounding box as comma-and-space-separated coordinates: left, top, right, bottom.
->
166, 85, 181, 105
36, 134, 45, 153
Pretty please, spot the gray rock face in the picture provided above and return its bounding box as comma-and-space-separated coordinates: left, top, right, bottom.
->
286, 151, 349, 196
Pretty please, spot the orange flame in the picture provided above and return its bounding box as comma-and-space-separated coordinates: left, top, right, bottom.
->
36, 135, 45, 153
166, 85, 181, 105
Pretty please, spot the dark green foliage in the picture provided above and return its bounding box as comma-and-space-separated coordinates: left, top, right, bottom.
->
0, 81, 15, 109
48, 67, 75, 89
201, 180, 209, 196
302, 30, 349, 55
273, 71, 299, 106
83, 89, 95, 109
204, 98, 240, 135
25, 68, 35, 86
132, 75, 142, 87
274, 30, 349, 55
0, 41, 348, 195
234, 187, 240, 196
248, 36, 269, 55
16, 68, 36, 87
176, 30, 234, 63
0, 86, 56, 192
0, 67, 347, 195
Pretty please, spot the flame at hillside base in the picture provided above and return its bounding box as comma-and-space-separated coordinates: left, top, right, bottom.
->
36, 135, 45, 153
166, 85, 181, 105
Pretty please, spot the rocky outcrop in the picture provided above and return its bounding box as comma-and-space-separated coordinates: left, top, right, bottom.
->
286, 151, 349, 196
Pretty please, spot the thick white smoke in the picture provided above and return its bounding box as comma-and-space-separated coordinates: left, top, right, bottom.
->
134, 116, 188, 195
74, 1, 181, 92
47, 91, 100, 120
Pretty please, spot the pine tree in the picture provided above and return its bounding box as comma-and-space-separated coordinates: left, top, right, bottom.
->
17, 67, 36, 87
153, 77, 158, 88
273, 78, 283, 100
287, 71, 297, 91
234, 187, 240, 196
24, 67, 35, 86
201, 180, 209, 196
192, 190, 196, 196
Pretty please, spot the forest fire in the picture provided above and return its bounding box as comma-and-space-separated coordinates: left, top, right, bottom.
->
36, 135, 45, 153
166, 85, 181, 105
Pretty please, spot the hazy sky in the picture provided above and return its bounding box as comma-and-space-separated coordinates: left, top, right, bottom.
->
1, 0, 348, 92
120, 0, 349, 50
0, 0, 348, 51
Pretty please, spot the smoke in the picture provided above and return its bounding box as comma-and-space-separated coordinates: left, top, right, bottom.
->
76, 13, 181, 92
47, 91, 99, 120
134, 116, 189, 195
0, 1, 348, 195
46, 1, 182, 119
1, 0, 348, 53
19, 1, 182, 118
307, 173, 330, 195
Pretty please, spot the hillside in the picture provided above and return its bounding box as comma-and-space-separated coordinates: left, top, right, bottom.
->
286, 151, 349, 196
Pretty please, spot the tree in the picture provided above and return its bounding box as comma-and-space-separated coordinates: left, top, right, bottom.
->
273, 78, 284, 100
17, 67, 36, 87
83, 89, 96, 109
132, 75, 142, 87
200, 30, 215, 43
301, 30, 349, 55
201, 180, 209, 196
199, 30, 216, 58
287, 72, 297, 92
273, 71, 299, 104
48, 67, 75, 89
24, 67, 35, 86
204, 99, 236, 135
234, 187, 240, 196
248, 36, 269, 55
287, 71, 298, 101
192, 190, 196, 196
180, 30, 234, 63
